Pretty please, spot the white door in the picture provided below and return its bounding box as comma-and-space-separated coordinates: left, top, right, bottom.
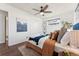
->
0, 14, 5, 44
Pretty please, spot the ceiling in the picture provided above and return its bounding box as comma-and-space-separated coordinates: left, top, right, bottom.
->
8, 3, 77, 19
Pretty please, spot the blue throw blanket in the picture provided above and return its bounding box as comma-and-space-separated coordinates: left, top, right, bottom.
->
29, 34, 48, 45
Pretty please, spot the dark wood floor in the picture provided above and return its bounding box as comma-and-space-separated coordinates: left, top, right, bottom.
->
0, 41, 27, 56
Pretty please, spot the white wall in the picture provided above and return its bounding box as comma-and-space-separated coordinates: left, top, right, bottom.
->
46, 19, 62, 34
0, 10, 8, 17
0, 10, 8, 44
0, 4, 43, 46
45, 11, 75, 33
0, 14, 5, 43
74, 12, 79, 24
0, 3, 76, 46
60, 11, 74, 23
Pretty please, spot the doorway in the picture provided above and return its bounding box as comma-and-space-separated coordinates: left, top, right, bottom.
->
0, 10, 8, 46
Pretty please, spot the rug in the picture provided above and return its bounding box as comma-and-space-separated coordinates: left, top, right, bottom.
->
18, 45, 41, 56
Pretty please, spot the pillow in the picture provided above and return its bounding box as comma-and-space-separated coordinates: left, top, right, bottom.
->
49, 30, 59, 41
60, 32, 70, 46
73, 23, 79, 30
52, 31, 59, 41
49, 32, 53, 39
57, 27, 67, 43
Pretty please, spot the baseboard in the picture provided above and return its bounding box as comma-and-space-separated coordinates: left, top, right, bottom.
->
8, 39, 28, 46
0, 41, 5, 44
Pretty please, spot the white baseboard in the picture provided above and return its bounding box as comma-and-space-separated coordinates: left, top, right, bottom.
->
0, 41, 5, 44
8, 39, 28, 46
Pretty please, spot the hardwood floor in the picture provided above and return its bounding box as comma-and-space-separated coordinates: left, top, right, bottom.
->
0, 41, 27, 56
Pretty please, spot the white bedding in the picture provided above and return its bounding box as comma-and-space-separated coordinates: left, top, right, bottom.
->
55, 31, 71, 52
28, 31, 79, 55
28, 32, 70, 52
28, 35, 64, 52
28, 35, 49, 49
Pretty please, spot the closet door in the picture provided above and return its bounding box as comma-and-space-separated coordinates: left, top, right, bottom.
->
0, 14, 5, 44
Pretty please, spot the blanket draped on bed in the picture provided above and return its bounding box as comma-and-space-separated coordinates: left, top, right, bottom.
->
42, 40, 56, 56
26, 39, 56, 56
29, 34, 48, 45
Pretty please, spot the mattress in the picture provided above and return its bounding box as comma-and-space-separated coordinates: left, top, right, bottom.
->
28, 37, 64, 53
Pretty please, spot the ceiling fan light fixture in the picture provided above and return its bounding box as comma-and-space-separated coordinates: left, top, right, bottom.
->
40, 12, 44, 15
33, 5, 52, 16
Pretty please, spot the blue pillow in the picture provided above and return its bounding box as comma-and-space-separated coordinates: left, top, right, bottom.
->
73, 23, 79, 30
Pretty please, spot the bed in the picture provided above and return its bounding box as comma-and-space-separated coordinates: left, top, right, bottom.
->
26, 30, 79, 56
26, 30, 60, 55
26, 37, 56, 55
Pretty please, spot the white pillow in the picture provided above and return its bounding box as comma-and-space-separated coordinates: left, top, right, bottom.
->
60, 31, 70, 46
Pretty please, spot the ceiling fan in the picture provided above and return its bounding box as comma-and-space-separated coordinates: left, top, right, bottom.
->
32, 5, 52, 16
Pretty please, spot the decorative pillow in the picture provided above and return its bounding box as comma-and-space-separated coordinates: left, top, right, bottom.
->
52, 31, 59, 41
49, 32, 53, 39
57, 27, 67, 43
73, 23, 79, 30
49, 30, 59, 41
60, 32, 70, 46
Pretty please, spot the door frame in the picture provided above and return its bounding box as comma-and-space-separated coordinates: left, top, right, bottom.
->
5, 16, 8, 46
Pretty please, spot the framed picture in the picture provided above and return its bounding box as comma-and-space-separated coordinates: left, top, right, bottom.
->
46, 18, 61, 33
47, 18, 60, 25
16, 18, 27, 32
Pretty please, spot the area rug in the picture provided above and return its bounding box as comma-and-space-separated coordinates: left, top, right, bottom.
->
18, 45, 41, 56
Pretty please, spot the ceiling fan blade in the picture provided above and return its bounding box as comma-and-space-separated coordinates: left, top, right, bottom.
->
32, 8, 39, 11
43, 5, 48, 11
44, 11, 52, 13
34, 12, 40, 15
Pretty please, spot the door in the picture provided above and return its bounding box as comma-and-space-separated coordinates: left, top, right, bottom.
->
0, 14, 5, 44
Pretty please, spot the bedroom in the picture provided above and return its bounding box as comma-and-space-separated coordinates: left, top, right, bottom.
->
0, 3, 79, 56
